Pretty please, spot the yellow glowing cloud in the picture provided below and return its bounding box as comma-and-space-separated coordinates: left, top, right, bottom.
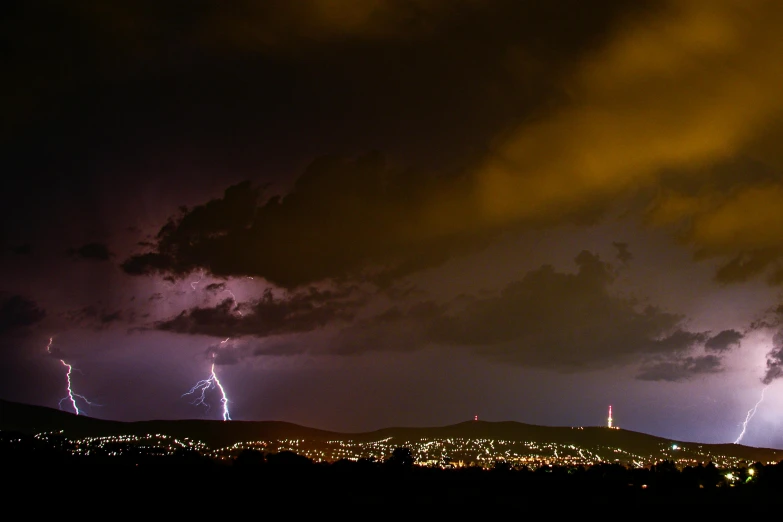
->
476, 0, 783, 229
689, 186, 783, 254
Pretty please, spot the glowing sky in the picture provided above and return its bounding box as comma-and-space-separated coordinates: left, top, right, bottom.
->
1, 0, 782, 448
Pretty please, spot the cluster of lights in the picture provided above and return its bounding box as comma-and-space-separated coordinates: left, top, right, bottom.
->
209, 437, 722, 470
13, 430, 779, 473
32, 431, 207, 456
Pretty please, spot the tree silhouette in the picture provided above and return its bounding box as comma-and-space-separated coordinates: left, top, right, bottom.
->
386, 447, 414, 469
234, 448, 265, 469
492, 460, 511, 472
266, 450, 313, 471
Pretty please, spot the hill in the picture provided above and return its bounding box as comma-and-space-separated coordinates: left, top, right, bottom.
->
0, 399, 338, 448
1, 398, 780, 464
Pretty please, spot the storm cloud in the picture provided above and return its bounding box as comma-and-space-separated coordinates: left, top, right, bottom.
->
430, 251, 710, 371
64, 306, 124, 331
123, 154, 491, 288
104, 0, 783, 293
69, 242, 113, 261
636, 355, 723, 382
478, 0, 783, 245
704, 329, 743, 352
155, 286, 364, 339
0, 295, 46, 335
323, 251, 719, 375
762, 331, 783, 385
0, 295, 47, 362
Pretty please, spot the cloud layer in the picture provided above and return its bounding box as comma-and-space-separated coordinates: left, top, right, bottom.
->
196, 250, 736, 379
0, 295, 46, 335
112, 0, 783, 295
155, 286, 363, 339
475, 1, 783, 282
123, 154, 491, 288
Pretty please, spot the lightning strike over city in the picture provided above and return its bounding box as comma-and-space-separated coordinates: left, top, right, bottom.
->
46, 338, 97, 416
181, 339, 232, 421
734, 386, 769, 444
4, 0, 783, 477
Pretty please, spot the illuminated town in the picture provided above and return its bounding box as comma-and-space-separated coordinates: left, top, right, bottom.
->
11, 430, 776, 474
209, 436, 779, 470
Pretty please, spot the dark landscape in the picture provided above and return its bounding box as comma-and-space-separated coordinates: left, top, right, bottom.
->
3, 399, 781, 504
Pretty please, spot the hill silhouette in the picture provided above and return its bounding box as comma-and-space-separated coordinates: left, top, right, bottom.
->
0, 399, 337, 448
1, 398, 780, 464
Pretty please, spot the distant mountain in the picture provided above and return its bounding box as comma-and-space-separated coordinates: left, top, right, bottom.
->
0, 399, 338, 448
352, 422, 782, 463
1, 399, 780, 464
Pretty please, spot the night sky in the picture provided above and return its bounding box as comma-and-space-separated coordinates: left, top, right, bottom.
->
2, 0, 783, 448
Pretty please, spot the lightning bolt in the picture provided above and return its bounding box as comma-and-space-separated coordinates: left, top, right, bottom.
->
191, 270, 244, 317
224, 289, 243, 316
182, 338, 232, 421
734, 386, 768, 444
212, 361, 231, 421
190, 270, 204, 290
47, 338, 97, 415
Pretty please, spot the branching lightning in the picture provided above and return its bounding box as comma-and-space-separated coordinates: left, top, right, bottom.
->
182, 338, 232, 421
734, 386, 768, 444
47, 338, 97, 415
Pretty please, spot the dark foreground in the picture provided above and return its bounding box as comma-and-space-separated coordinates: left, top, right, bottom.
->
5, 444, 783, 506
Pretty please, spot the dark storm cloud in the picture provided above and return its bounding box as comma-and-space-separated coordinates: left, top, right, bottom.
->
122, 180, 261, 276
203, 339, 242, 366
64, 306, 124, 330
0, 295, 47, 365
212, 349, 241, 366
204, 283, 226, 293
324, 251, 715, 374
68, 242, 113, 261
647, 330, 709, 354
123, 153, 492, 288
155, 286, 363, 339
5, 0, 661, 274
0, 295, 46, 335
762, 331, 783, 385
649, 162, 783, 287
469, 1, 783, 288
704, 329, 743, 352
710, 249, 778, 285
2, 0, 645, 173
746, 306, 783, 384
636, 355, 723, 382
429, 251, 708, 370
5, 0, 783, 294
330, 300, 446, 355
111, 0, 783, 293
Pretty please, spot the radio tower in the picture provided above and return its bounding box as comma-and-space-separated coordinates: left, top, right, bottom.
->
607, 405, 613, 428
